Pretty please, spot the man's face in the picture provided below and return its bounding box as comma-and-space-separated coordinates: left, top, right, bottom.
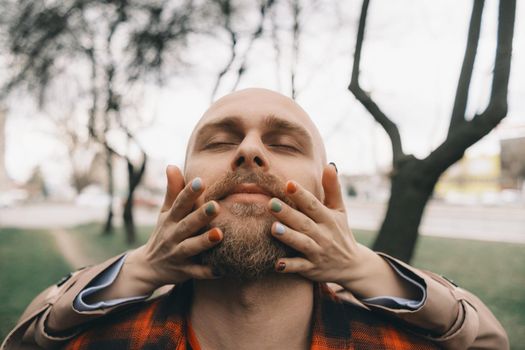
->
184, 88, 326, 280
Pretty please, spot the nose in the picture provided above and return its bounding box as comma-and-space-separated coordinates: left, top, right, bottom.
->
231, 133, 269, 172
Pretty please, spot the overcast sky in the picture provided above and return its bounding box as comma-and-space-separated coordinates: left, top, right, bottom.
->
4, 0, 524, 187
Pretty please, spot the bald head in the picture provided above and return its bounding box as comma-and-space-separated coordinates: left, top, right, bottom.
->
186, 88, 327, 167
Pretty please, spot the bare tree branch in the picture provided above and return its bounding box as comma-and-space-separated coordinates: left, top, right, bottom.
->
210, 0, 238, 101
290, 0, 300, 99
427, 0, 515, 176
231, 0, 275, 91
348, 0, 405, 164
448, 0, 484, 137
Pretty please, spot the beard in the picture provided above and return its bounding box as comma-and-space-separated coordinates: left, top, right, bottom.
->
197, 170, 298, 281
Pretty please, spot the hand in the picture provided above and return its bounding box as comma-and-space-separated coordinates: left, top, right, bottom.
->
267, 164, 416, 299
126, 165, 223, 293
267, 164, 362, 286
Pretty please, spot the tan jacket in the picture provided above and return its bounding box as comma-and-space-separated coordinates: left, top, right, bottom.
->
1, 253, 509, 350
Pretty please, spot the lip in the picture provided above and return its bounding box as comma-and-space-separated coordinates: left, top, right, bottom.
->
220, 184, 272, 202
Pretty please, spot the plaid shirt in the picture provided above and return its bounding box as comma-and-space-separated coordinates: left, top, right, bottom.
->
64, 283, 440, 350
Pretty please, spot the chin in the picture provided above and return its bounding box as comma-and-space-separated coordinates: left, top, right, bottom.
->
199, 211, 296, 281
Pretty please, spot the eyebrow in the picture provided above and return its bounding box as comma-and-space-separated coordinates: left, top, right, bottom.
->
194, 116, 244, 145
263, 114, 312, 144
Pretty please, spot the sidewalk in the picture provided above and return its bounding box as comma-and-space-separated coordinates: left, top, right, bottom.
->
1, 200, 524, 243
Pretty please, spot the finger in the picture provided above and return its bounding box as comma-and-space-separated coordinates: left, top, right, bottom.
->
284, 180, 330, 223
268, 198, 323, 242
275, 257, 314, 274
184, 264, 221, 279
161, 165, 185, 212
169, 176, 206, 221
173, 201, 220, 242
322, 163, 345, 211
174, 227, 223, 259
271, 222, 320, 257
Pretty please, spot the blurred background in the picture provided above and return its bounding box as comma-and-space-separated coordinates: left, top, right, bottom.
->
0, 0, 524, 347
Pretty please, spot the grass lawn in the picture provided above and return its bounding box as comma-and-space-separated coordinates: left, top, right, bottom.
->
0, 228, 71, 341
1, 223, 524, 348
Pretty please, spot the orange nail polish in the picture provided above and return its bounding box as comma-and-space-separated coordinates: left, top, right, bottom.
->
286, 181, 297, 194
208, 228, 222, 242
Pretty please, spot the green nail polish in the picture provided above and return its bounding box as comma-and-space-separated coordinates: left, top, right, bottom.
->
270, 199, 282, 213
205, 202, 216, 216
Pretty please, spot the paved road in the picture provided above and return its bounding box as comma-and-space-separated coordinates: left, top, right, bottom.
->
1, 200, 524, 243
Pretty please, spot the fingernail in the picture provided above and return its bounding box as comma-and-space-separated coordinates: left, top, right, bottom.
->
286, 181, 297, 194
276, 261, 286, 272
275, 222, 286, 235
205, 202, 216, 216
329, 162, 338, 173
191, 177, 202, 192
270, 199, 282, 213
208, 228, 222, 242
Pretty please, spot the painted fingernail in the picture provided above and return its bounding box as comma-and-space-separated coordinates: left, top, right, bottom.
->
191, 177, 202, 192
208, 228, 222, 242
270, 199, 282, 212
286, 181, 297, 194
275, 222, 286, 235
276, 261, 286, 272
205, 202, 216, 216
329, 162, 338, 173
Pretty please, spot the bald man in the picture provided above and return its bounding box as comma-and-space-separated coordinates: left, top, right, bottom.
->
2, 89, 508, 349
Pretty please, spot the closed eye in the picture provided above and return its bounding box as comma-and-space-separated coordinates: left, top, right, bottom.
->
203, 142, 238, 150
269, 144, 299, 152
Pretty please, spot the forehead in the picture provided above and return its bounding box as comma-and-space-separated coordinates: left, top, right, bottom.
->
199, 89, 314, 129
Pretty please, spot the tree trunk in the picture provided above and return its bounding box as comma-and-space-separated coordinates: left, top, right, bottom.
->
372, 157, 439, 262
123, 187, 135, 244
123, 155, 147, 244
102, 147, 114, 235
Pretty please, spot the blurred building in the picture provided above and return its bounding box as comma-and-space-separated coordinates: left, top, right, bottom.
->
434, 154, 501, 203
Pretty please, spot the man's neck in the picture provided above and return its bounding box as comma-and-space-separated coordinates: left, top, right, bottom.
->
191, 274, 314, 350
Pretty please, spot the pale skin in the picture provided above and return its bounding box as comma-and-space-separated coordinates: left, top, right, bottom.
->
86, 88, 419, 350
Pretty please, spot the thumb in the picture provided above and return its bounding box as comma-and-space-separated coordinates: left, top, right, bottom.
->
160, 165, 185, 212
322, 163, 345, 211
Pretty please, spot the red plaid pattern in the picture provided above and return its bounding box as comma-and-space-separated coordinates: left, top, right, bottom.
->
64, 283, 440, 350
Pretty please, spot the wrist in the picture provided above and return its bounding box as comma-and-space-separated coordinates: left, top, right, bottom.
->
123, 247, 160, 295
340, 245, 419, 300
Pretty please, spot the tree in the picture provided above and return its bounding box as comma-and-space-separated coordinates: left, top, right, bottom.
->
349, 0, 516, 262
1, 0, 206, 242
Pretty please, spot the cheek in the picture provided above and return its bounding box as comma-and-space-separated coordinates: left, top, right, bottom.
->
282, 163, 324, 200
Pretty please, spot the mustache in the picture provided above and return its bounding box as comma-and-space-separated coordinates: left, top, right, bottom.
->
204, 170, 296, 208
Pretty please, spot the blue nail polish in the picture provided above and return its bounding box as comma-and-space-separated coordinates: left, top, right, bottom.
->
275, 223, 286, 235
191, 177, 202, 192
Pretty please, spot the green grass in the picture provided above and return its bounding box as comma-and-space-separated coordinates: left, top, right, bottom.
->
1, 224, 524, 348
0, 228, 71, 340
